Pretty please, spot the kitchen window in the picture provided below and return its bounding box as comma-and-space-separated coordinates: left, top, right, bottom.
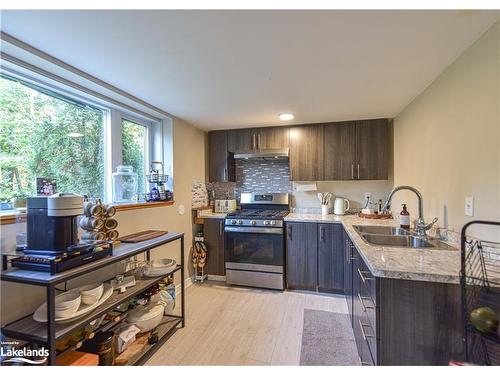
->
0, 73, 169, 210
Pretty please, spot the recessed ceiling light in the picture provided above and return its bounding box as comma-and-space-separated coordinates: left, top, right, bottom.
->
279, 113, 294, 121
68, 132, 84, 138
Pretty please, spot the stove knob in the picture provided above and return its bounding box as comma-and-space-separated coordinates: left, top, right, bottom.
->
231, 220, 237, 225
250, 220, 257, 226
263, 220, 270, 225
270, 220, 276, 225
237, 220, 243, 225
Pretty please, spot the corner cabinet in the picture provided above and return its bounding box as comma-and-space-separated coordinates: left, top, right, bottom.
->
285, 222, 344, 292
208, 130, 235, 182
342, 229, 463, 365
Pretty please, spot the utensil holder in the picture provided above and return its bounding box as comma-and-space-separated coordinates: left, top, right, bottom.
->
321, 205, 329, 215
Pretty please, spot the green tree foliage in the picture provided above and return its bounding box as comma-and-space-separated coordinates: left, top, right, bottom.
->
0, 76, 105, 202
122, 119, 145, 197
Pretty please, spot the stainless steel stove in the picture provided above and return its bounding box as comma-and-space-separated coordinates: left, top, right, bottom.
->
224, 193, 289, 290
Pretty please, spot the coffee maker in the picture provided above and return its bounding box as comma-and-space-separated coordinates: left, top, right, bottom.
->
26, 193, 83, 254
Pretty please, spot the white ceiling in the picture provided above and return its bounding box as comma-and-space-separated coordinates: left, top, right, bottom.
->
1, 10, 498, 130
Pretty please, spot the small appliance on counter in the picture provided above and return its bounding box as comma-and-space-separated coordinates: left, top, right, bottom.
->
333, 197, 350, 215
11, 193, 113, 274
214, 199, 237, 213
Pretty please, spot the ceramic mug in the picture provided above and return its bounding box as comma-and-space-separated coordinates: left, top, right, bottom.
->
105, 205, 116, 217
83, 201, 104, 217
79, 216, 105, 230
107, 230, 119, 240
104, 218, 118, 230
82, 231, 106, 241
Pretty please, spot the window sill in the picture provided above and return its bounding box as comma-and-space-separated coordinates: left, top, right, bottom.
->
0, 201, 175, 225
113, 200, 175, 212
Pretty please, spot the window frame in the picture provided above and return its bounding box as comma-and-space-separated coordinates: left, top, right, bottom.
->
0, 70, 169, 205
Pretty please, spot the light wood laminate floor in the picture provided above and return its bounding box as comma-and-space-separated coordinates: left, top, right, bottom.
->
146, 281, 349, 366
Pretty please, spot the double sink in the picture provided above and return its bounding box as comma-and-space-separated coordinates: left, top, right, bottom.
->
353, 225, 456, 250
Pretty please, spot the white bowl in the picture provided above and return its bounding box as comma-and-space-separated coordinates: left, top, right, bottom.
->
55, 291, 81, 318
126, 304, 164, 332
79, 283, 104, 305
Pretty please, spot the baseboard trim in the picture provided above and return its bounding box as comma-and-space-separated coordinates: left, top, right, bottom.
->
207, 275, 226, 282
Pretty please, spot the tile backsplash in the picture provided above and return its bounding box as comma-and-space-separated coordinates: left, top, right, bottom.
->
235, 159, 291, 198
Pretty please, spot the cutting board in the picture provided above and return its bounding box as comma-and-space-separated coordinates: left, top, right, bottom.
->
118, 230, 168, 243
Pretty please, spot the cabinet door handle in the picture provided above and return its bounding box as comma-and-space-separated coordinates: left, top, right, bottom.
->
223, 167, 227, 181
357, 164, 360, 179
359, 319, 375, 341
252, 134, 256, 150
358, 293, 375, 312
320, 226, 325, 242
287, 226, 292, 241
345, 239, 350, 264
219, 221, 223, 236
258, 134, 261, 149
357, 268, 374, 284
351, 164, 354, 179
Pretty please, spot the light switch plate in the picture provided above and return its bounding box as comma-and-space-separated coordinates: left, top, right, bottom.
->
465, 197, 474, 216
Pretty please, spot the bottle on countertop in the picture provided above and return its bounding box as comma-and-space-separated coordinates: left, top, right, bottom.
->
400, 204, 410, 229
377, 199, 383, 214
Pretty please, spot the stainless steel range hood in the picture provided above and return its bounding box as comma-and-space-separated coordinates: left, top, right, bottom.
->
233, 148, 289, 160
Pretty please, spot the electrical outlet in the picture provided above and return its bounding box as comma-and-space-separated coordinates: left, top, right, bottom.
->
364, 192, 371, 202
465, 197, 474, 217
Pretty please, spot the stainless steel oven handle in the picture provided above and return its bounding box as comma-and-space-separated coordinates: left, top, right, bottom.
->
224, 226, 283, 235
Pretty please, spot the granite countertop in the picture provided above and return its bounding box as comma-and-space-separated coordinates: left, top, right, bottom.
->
285, 213, 460, 284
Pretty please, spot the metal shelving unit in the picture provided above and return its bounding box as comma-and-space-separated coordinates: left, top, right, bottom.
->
1, 232, 185, 365
460, 221, 500, 365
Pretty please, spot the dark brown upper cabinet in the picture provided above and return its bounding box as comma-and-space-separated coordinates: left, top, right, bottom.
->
355, 119, 389, 180
227, 129, 256, 152
324, 119, 389, 181
289, 124, 324, 181
254, 127, 289, 150
324, 121, 357, 180
208, 130, 235, 182
227, 127, 289, 152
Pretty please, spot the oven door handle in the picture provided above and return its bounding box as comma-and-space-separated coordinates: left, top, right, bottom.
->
224, 227, 283, 235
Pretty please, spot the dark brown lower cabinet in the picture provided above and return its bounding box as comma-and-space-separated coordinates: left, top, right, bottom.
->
318, 223, 344, 292
285, 222, 318, 290
286, 222, 344, 292
203, 218, 225, 276
345, 232, 464, 365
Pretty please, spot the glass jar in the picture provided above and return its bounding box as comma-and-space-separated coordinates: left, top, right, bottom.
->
112, 165, 138, 203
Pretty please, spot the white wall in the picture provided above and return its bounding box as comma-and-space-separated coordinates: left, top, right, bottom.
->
393, 20, 500, 240
0, 117, 206, 324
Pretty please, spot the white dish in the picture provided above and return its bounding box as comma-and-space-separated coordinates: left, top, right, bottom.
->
33, 283, 113, 324
110, 275, 136, 290
126, 303, 164, 332
79, 283, 104, 305
54, 290, 81, 318
143, 259, 177, 277
55, 290, 81, 310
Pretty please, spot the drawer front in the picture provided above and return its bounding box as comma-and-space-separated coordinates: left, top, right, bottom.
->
357, 315, 377, 365
357, 281, 377, 330
356, 261, 376, 303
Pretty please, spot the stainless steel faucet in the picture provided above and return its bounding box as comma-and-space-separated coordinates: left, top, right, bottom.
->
381, 185, 438, 237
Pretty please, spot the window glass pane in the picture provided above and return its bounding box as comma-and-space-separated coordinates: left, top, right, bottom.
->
121, 119, 146, 197
0, 75, 105, 204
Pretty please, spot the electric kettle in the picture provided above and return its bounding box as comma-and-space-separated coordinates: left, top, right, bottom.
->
333, 198, 350, 215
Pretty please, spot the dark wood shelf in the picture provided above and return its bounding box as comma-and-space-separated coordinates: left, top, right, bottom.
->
2, 266, 182, 343
1, 232, 183, 285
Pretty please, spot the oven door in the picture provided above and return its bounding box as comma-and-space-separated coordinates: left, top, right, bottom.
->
225, 226, 284, 272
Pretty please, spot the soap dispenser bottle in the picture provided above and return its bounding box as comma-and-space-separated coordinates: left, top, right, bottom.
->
400, 204, 410, 229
